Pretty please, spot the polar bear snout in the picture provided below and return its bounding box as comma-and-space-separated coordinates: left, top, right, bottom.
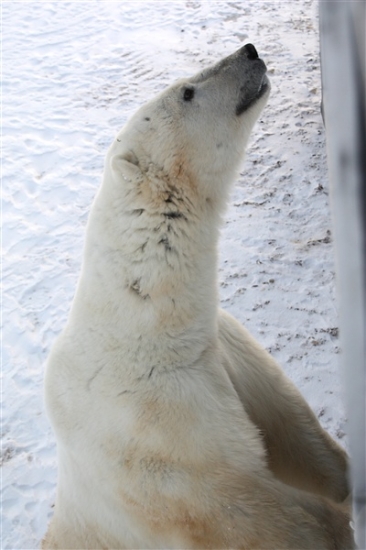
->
203, 44, 269, 118
234, 46, 270, 116
242, 43, 259, 60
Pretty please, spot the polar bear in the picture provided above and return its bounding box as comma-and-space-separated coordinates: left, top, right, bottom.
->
43, 44, 354, 549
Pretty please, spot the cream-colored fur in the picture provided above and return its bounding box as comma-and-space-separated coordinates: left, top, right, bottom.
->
43, 45, 354, 549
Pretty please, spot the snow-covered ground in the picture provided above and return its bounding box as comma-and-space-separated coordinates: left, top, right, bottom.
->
2, 2, 348, 548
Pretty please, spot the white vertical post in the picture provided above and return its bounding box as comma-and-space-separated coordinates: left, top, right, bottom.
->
319, 2, 366, 548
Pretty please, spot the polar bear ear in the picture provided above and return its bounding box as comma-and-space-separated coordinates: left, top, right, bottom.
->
110, 150, 143, 184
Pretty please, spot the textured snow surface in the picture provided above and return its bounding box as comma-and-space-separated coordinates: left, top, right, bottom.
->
2, 2, 348, 548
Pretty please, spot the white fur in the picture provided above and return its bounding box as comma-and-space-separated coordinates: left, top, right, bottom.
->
43, 47, 354, 549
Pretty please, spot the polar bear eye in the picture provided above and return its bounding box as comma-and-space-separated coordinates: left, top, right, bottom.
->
183, 87, 195, 102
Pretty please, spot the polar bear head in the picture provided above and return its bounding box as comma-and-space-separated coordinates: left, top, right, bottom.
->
108, 44, 270, 212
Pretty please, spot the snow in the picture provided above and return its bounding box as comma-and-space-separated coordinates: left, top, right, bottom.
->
2, 1, 348, 548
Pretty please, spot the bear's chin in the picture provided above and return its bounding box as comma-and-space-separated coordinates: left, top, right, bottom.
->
235, 76, 270, 116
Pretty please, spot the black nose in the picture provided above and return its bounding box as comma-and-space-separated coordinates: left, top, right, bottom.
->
244, 43, 258, 60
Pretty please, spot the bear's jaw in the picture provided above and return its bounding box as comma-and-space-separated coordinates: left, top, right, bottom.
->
236, 74, 270, 116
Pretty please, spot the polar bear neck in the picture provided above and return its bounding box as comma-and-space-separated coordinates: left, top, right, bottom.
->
70, 158, 225, 371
